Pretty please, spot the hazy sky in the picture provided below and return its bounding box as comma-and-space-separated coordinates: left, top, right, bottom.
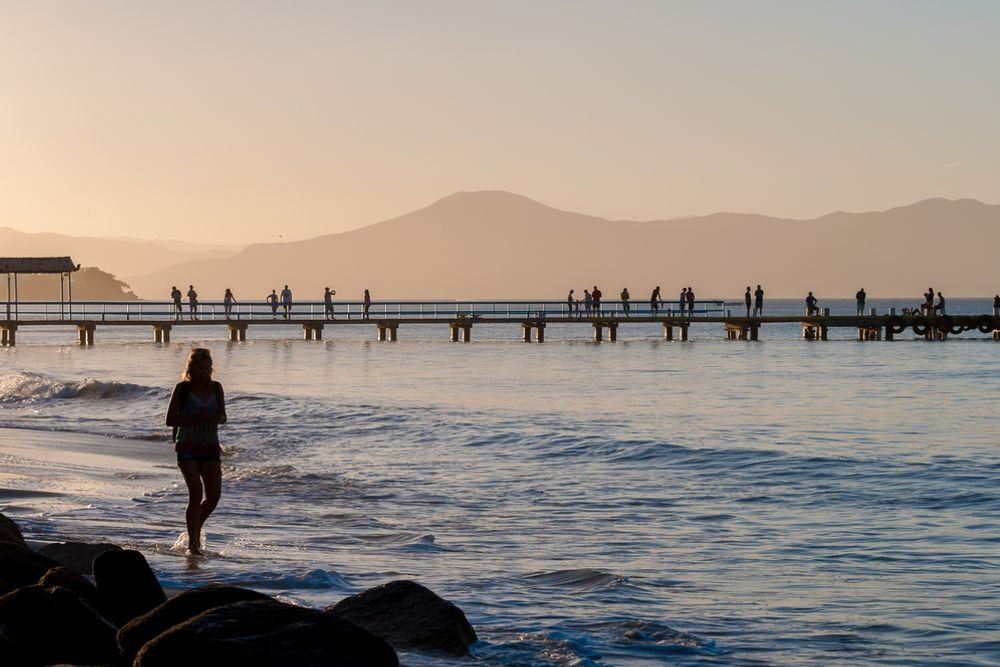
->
2, 1, 998, 245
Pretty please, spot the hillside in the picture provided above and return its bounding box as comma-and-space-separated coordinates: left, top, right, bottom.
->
123, 192, 1000, 300
0, 267, 138, 300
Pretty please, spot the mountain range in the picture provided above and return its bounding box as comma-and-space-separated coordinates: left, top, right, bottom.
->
4, 192, 999, 300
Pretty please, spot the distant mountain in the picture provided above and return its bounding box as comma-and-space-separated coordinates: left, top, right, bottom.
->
0, 227, 240, 279
124, 191, 1000, 300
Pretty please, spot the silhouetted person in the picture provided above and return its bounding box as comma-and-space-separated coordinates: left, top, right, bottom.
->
584, 289, 592, 316
856, 288, 866, 316
567, 289, 575, 317
280, 285, 292, 320
165, 348, 226, 556
171, 286, 182, 320
187, 285, 198, 320
754, 285, 764, 317
923, 287, 934, 314
592, 286, 602, 314
994, 294, 1000, 316
266, 290, 279, 319
934, 291, 946, 315
363, 289, 372, 319
324, 287, 336, 320
686, 286, 695, 318
223, 288, 237, 319
806, 291, 818, 316
678, 287, 686, 316
744, 286, 752, 317
620, 288, 631, 316
650, 286, 661, 315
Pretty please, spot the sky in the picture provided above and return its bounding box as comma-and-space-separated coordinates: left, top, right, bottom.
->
2, 1, 999, 245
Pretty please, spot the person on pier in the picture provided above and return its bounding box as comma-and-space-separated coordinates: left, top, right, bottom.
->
280, 285, 293, 320
223, 288, 237, 319
650, 286, 661, 316
754, 285, 764, 317
592, 286, 602, 314
324, 287, 336, 320
187, 285, 199, 320
686, 287, 695, 318
994, 294, 1000, 316
165, 347, 226, 556
744, 286, 752, 317
363, 289, 372, 319
856, 288, 866, 316
584, 289, 592, 316
806, 291, 819, 316
922, 288, 934, 314
567, 289, 575, 317
266, 289, 279, 319
933, 291, 946, 315
620, 288, 631, 316
171, 286, 183, 321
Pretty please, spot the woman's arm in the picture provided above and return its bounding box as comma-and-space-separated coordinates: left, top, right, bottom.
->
165, 382, 185, 427
215, 382, 227, 425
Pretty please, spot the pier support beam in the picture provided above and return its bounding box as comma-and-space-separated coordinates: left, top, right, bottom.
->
153, 324, 172, 344
802, 322, 827, 341
663, 323, 673, 340
450, 322, 472, 342
0, 325, 16, 347
858, 327, 881, 341
77, 324, 95, 346
377, 322, 398, 342
228, 324, 247, 342
302, 323, 324, 341
520, 322, 544, 343
592, 321, 618, 342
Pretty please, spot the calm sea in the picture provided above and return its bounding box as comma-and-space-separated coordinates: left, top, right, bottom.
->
1, 298, 998, 665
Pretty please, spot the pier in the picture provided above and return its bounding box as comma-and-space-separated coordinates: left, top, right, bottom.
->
2, 300, 999, 346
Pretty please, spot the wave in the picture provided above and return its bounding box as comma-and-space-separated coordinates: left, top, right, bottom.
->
523, 568, 627, 591
0, 371, 164, 403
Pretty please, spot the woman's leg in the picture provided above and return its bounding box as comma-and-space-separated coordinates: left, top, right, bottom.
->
198, 461, 222, 536
178, 460, 205, 552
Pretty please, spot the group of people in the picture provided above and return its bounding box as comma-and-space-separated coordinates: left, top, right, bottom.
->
169, 286, 373, 321
566, 285, 701, 318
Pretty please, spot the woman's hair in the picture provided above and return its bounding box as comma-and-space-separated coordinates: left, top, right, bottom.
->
182, 347, 213, 381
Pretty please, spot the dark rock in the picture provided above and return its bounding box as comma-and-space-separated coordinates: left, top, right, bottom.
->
118, 584, 273, 663
93, 549, 166, 626
0, 541, 62, 590
0, 513, 25, 545
0, 584, 117, 666
135, 599, 398, 667
38, 541, 122, 576
328, 580, 477, 656
38, 565, 105, 614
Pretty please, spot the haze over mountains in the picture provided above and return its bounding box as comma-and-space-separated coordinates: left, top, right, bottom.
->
5, 192, 1000, 300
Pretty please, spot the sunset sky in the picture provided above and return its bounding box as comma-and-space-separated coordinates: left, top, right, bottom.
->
2, 1, 998, 245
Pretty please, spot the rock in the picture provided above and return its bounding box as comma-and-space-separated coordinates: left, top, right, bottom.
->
118, 584, 273, 663
328, 580, 477, 656
38, 541, 122, 576
0, 584, 117, 666
135, 599, 398, 667
0, 513, 25, 545
93, 549, 166, 626
0, 541, 62, 590
38, 566, 105, 614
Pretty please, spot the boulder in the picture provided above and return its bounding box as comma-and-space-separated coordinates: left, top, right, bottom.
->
38, 566, 105, 614
0, 584, 117, 666
0, 513, 25, 545
38, 541, 122, 576
134, 599, 398, 667
0, 541, 62, 590
118, 584, 273, 663
328, 580, 477, 656
93, 549, 166, 626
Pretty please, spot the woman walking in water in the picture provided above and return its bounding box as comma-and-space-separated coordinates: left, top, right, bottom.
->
165, 348, 226, 555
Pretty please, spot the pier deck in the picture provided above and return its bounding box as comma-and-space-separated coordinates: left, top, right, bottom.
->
1, 300, 998, 345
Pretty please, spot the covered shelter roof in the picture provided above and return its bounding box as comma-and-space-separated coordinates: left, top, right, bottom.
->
0, 257, 78, 273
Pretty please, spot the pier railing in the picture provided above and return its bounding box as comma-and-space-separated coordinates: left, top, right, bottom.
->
3, 299, 728, 322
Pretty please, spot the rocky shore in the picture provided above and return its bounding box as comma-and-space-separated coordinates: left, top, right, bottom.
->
0, 513, 477, 666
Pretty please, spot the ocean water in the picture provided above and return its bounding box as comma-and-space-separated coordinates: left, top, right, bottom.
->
1, 298, 998, 665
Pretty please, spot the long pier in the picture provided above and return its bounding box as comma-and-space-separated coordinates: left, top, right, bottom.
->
1, 300, 999, 346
